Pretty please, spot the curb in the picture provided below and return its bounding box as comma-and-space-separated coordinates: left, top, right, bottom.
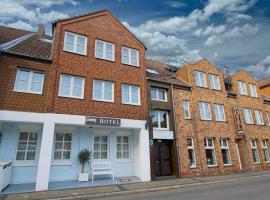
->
49, 173, 270, 200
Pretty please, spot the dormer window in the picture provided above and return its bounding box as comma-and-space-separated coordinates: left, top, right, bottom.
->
63, 31, 87, 55
237, 81, 247, 96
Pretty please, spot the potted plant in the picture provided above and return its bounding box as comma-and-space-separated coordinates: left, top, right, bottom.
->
77, 149, 91, 182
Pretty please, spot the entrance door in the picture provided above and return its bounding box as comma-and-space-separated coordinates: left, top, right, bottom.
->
154, 140, 172, 176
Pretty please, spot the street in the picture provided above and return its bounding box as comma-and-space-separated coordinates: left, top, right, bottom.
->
99, 175, 270, 200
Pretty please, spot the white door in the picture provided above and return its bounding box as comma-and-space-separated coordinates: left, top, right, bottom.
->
235, 143, 242, 170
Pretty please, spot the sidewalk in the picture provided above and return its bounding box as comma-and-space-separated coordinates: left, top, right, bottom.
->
2, 170, 270, 200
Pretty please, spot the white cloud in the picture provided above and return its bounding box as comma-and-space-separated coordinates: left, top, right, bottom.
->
11, 0, 79, 8
7, 20, 34, 31
165, 1, 187, 8
194, 24, 226, 37
246, 55, 270, 78
35, 8, 69, 24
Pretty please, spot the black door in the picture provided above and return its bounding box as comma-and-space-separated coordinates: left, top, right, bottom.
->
154, 140, 172, 176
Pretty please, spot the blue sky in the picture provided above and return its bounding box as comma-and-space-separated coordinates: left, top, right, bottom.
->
1, 0, 270, 79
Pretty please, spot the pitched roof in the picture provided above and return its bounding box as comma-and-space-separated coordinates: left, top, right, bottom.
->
146, 59, 191, 88
0, 26, 32, 45
258, 77, 270, 88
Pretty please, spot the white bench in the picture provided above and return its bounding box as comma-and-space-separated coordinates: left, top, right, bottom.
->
91, 161, 114, 183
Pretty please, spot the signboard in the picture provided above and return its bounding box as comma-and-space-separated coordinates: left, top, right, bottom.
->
85, 117, 121, 127
233, 105, 244, 136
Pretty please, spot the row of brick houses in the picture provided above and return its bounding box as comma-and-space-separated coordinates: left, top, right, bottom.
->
0, 10, 270, 193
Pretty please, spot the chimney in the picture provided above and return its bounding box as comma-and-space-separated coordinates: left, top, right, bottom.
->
37, 24, 45, 36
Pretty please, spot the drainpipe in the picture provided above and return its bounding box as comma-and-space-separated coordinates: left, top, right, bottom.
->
171, 83, 182, 177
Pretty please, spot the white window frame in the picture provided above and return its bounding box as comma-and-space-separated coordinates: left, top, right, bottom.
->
63, 31, 87, 55
152, 110, 169, 130
95, 39, 115, 61
254, 109, 264, 125
183, 101, 191, 119
122, 84, 141, 105
250, 139, 260, 164
58, 74, 85, 99
238, 81, 248, 96
214, 104, 226, 122
204, 138, 217, 167
93, 135, 109, 160
220, 138, 232, 166
14, 68, 44, 94
150, 88, 167, 102
116, 135, 131, 161
53, 132, 72, 161
92, 80, 114, 102
243, 108, 254, 124
195, 71, 207, 88
261, 140, 270, 163
209, 74, 220, 90
121, 46, 139, 67
249, 83, 257, 97
266, 112, 270, 126
199, 102, 212, 120
187, 138, 196, 168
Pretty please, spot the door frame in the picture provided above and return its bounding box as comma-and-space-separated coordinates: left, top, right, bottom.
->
235, 142, 242, 170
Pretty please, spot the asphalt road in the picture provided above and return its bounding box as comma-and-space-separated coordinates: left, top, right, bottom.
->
99, 175, 270, 200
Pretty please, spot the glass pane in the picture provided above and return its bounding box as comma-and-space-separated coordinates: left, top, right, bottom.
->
19, 132, 28, 140
64, 142, 72, 150
122, 85, 129, 95
152, 112, 159, 128
123, 136, 128, 143
94, 90, 102, 100
64, 134, 72, 141
65, 43, 74, 51
101, 144, 107, 151
104, 91, 112, 101
131, 94, 138, 104
131, 86, 138, 96
61, 76, 71, 87
117, 152, 122, 159
187, 138, 192, 147
66, 33, 75, 43
101, 152, 107, 159
106, 52, 113, 60
16, 151, 25, 160
17, 142, 27, 150
56, 133, 64, 141
123, 152, 129, 159
74, 78, 82, 88
26, 151, 35, 160
160, 112, 168, 128
123, 144, 129, 151
73, 87, 82, 97
94, 137, 100, 142
17, 80, 28, 91
151, 89, 156, 100
76, 45, 85, 54
60, 86, 70, 96
158, 90, 165, 100
29, 133, 37, 141
31, 82, 42, 92
117, 144, 122, 151
27, 142, 37, 150
54, 151, 62, 160
19, 70, 30, 81
104, 82, 112, 92
94, 143, 99, 151
188, 149, 195, 166
77, 37, 85, 46
95, 50, 103, 58
63, 151, 71, 159
122, 94, 129, 103
96, 41, 103, 51
55, 142, 63, 150
101, 136, 107, 142
94, 152, 99, 159
117, 137, 122, 143
208, 139, 213, 147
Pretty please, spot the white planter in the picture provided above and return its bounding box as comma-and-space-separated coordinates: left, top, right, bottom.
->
78, 172, 89, 182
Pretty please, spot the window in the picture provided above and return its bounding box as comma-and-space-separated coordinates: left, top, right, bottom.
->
121, 47, 139, 67
220, 139, 231, 166
187, 138, 196, 168
214, 104, 226, 121
53, 133, 72, 160
59, 75, 84, 99
63, 31, 87, 55
16, 132, 38, 161
151, 88, 167, 101
122, 84, 140, 105
254, 110, 264, 125
243, 108, 253, 124
251, 140, 260, 163
261, 140, 270, 162
195, 71, 207, 88
152, 110, 169, 129
204, 138, 216, 166
266, 112, 270, 126
14, 69, 44, 94
93, 136, 108, 160
116, 136, 130, 160
199, 102, 212, 120
93, 80, 114, 102
95, 39, 115, 61
183, 101, 191, 119
249, 84, 257, 97
237, 81, 247, 96
209, 74, 220, 90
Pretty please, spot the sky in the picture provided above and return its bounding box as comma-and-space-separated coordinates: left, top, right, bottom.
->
0, 0, 270, 79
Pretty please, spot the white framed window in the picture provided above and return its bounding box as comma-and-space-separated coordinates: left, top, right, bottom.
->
254, 110, 264, 125
214, 104, 226, 121
220, 138, 231, 166
121, 47, 139, 67
53, 133, 72, 160
199, 102, 212, 120
187, 138, 196, 168
59, 74, 84, 99
151, 88, 167, 101
116, 136, 130, 160
93, 136, 108, 160
16, 132, 38, 161
266, 112, 270, 126
195, 71, 207, 88
249, 83, 257, 97
122, 84, 140, 105
93, 80, 114, 102
14, 68, 44, 94
95, 39, 115, 61
251, 139, 260, 164
152, 110, 169, 130
261, 140, 270, 162
243, 108, 254, 124
237, 81, 247, 96
63, 31, 87, 55
209, 74, 220, 90
183, 101, 191, 119
204, 138, 217, 167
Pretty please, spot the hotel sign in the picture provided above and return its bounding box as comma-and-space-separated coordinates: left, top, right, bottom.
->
233, 105, 244, 136
85, 117, 121, 127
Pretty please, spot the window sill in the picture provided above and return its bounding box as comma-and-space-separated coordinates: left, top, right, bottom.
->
122, 102, 141, 106
196, 85, 208, 89
151, 99, 168, 102
116, 160, 132, 163
58, 95, 84, 100
207, 165, 218, 168
265, 161, 270, 164
190, 166, 197, 169
215, 120, 227, 123
63, 49, 87, 56
12, 90, 42, 95
153, 128, 170, 131
224, 164, 232, 167
51, 160, 73, 166
13, 161, 36, 167
184, 117, 192, 120
201, 119, 212, 121
94, 56, 115, 63
92, 99, 114, 103
122, 63, 140, 68
254, 162, 261, 165
210, 88, 221, 91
